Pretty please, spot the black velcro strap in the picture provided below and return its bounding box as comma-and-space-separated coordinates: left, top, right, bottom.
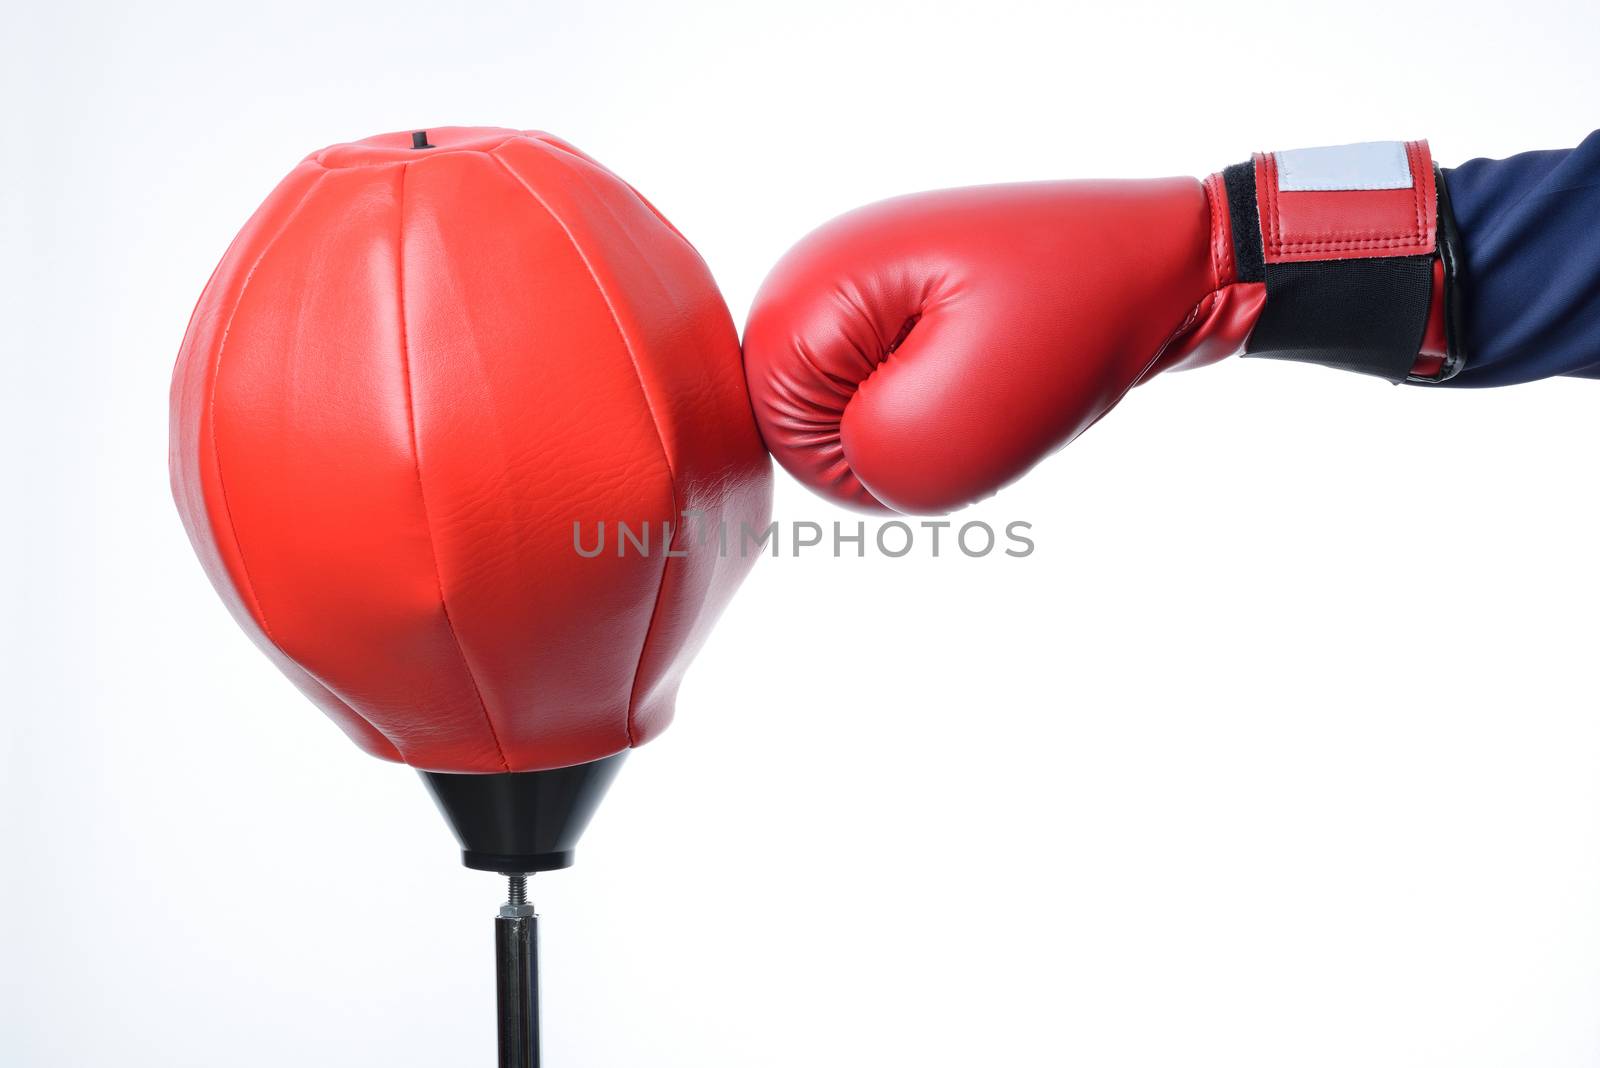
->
1248, 256, 1434, 382
1223, 162, 1264, 284
1223, 153, 1439, 384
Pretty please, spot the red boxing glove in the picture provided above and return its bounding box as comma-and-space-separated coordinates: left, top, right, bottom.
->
744, 141, 1461, 514
171, 128, 771, 774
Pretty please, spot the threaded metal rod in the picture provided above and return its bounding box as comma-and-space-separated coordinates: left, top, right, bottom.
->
496, 874, 539, 1068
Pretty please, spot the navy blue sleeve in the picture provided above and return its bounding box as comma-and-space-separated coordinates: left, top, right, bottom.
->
1439, 130, 1600, 387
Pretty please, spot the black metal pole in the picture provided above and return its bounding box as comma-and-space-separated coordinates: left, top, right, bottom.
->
496, 874, 539, 1068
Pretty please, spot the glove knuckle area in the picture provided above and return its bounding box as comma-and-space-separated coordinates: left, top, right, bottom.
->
743, 178, 1219, 515
744, 211, 944, 513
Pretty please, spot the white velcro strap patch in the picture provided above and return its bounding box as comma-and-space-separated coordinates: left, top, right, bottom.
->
1273, 141, 1413, 192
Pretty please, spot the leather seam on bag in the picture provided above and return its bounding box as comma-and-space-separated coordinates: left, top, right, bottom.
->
204, 169, 404, 755
489, 147, 679, 749
393, 162, 512, 772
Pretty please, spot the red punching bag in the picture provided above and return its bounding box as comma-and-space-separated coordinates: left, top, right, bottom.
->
170, 127, 771, 1062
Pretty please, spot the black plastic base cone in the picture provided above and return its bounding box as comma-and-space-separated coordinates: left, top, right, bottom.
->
419, 751, 628, 872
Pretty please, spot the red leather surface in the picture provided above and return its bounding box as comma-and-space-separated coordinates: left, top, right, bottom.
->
742, 179, 1256, 514
1146, 172, 1265, 376
171, 128, 771, 773
1256, 142, 1437, 263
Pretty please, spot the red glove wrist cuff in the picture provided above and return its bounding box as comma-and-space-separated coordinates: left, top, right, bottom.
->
1217, 140, 1464, 383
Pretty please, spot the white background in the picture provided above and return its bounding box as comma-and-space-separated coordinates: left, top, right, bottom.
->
5, 1, 1599, 1065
